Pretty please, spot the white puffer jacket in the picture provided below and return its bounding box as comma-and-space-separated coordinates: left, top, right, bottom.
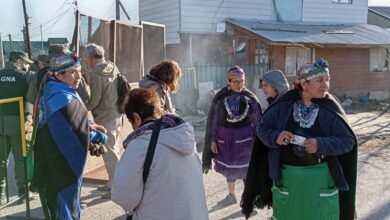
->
112, 122, 209, 220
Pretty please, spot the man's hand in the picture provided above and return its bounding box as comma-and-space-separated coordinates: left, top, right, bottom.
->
90, 123, 107, 133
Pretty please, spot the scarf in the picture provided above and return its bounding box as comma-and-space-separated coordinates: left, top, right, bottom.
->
123, 113, 185, 148
38, 78, 81, 126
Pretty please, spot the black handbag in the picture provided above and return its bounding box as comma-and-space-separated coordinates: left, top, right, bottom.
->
126, 118, 162, 220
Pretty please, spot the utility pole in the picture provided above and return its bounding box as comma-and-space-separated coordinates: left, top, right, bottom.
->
116, 0, 120, 20
0, 33, 4, 69
8, 34, 12, 43
40, 24, 44, 52
22, 0, 31, 58
115, 0, 131, 20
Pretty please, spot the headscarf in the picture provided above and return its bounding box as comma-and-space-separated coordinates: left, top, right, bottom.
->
227, 66, 245, 81
49, 52, 80, 75
296, 58, 329, 82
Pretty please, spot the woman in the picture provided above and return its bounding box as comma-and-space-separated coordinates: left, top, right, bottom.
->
111, 88, 208, 220
202, 66, 262, 206
241, 69, 289, 217
139, 60, 182, 113
34, 52, 106, 219
259, 69, 289, 106
254, 58, 357, 220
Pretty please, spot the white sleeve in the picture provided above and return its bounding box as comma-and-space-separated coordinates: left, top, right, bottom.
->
111, 140, 145, 212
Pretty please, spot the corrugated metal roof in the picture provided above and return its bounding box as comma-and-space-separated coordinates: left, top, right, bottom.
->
2, 41, 49, 58
227, 18, 390, 46
48, 38, 68, 45
369, 7, 390, 20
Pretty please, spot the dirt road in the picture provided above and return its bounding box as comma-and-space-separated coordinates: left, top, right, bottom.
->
1, 110, 390, 220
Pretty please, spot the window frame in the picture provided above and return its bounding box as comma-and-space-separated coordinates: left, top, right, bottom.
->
331, 0, 352, 4
285, 47, 313, 76
370, 47, 390, 73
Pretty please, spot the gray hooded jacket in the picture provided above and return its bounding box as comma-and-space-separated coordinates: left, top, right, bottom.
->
261, 69, 289, 104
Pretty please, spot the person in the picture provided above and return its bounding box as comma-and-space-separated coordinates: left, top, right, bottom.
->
28, 44, 90, 108
0, 50, 35, 204
139, 60, 182, 113
36, 54, 48, 70
253, 58, 357, 220
84, 43, 122, 198
111, 88, 208, 220
240, 69, 289, 217
259, 69, 289, 106
34, 52, 106, 219
202, 66, 262, 206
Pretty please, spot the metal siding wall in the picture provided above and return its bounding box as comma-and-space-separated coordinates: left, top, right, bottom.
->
140, 0, 180, 44
302, 0, 368, 23
180, 0, 273, 33
172, 63, 269, 114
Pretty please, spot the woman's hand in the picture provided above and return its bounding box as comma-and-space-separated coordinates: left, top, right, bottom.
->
211, 142, 218, 154
304, 138, 318, 154
90, 123, 107, 133
276, 131, 294, 145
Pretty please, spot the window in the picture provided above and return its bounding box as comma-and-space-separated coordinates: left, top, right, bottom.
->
255, 40, 268, 64
370, 47, 390, 72
332, 0, 352, 3
285, 47, 312, 76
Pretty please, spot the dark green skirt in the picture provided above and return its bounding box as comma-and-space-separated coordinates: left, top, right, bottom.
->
272, 163, 339, 220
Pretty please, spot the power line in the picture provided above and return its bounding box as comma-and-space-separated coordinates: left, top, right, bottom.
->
212, 0, 225, 25
43, 7, 73, 34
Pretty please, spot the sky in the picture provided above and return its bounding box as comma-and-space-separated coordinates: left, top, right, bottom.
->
0, 0, 389, 43
0, 0, 139, 42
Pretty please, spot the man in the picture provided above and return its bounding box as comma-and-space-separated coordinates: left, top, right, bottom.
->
0, 50, 35, 204
36, 54, 48, 70
84, 43, 122, 199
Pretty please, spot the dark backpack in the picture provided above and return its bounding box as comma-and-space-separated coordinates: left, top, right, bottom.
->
117, 73, 132, 114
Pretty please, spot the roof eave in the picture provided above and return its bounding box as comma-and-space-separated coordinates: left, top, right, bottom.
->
368, 8, 390, 21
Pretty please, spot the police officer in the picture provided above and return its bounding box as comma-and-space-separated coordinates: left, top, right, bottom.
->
0, 50, 35, 204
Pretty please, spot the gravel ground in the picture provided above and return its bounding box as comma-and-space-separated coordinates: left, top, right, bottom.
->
1, 112, 390, 220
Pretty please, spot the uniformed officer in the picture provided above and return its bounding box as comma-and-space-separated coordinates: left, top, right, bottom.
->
0, 50, 35, 204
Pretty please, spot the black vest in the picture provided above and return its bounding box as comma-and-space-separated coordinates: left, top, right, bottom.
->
0, 65, 29, 115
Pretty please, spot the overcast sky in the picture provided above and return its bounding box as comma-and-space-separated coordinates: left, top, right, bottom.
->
0, 0, 138, 42
0, 0, 389, 42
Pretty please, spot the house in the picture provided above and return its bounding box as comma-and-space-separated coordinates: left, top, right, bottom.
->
368, 7, 390, 29
227, 18, 390, 96
2, 38, 69, 60
140, 0, 390, 97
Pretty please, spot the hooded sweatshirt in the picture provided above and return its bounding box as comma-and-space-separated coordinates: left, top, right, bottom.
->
111, 117, 209, 220
85, 61, 121, 125
260, 70, 289, 105
139, 75, 174, 112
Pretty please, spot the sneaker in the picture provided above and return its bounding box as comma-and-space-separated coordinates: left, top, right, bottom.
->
217, 193, 237, 206
101, 192, 111, 199
80, 202, 88, 210
97, 184, 111, 191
